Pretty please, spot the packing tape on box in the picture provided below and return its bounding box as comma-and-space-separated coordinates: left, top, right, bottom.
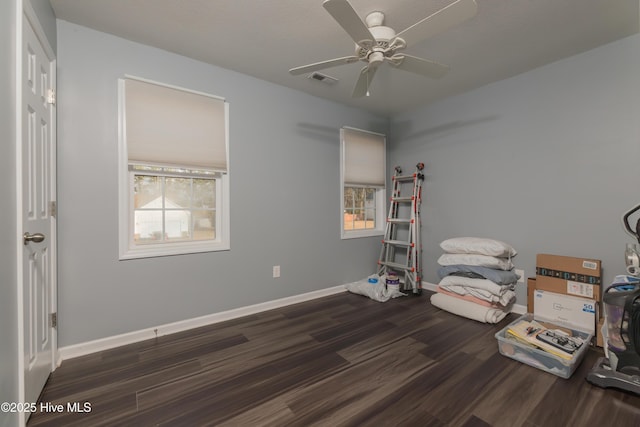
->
536, 267, 601, 285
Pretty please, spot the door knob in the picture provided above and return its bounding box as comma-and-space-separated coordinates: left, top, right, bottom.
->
23, 232, 45, 245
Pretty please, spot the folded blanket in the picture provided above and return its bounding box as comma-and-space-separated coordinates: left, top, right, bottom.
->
430, 292, 511, 324
439, 275, 516, 306
436, 286, 498, 308
437, 253, 514, 271
438, 264, 520, 286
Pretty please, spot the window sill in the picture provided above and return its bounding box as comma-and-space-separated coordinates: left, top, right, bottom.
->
119, 240, 230, 260
341, 229, 384, 240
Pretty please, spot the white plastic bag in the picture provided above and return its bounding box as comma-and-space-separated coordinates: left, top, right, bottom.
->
345, 274, 407, 302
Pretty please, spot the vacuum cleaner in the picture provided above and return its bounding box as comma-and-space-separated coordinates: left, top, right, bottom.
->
586, 204, 640, 394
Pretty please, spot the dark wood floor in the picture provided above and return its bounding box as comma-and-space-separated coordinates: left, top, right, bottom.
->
28, 291, 640, 426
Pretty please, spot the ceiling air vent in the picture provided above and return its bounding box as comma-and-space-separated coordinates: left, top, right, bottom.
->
308, 72, 338, 84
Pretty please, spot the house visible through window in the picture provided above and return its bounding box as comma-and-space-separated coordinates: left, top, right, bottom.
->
340, 127, 386, 239
118, 78, 229, 259
132, 166, 217, 243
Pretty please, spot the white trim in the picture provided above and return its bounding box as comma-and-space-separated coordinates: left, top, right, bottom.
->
422, 281, 527, 314
59, 285, 347, 361
510, 303, 527, 315
123, 74, 226, 102
422, 281, 438, 292
342, 126, 386, 138
15, 3, 25, 427
117, 79, 129, 259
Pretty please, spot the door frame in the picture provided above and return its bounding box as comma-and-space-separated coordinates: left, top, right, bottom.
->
16, 1, 57, 423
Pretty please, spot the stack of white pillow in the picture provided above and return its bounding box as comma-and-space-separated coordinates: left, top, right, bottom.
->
430, 237, 519, 324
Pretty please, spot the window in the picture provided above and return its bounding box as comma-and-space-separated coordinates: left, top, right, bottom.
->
118, 77, 229, 259
340, 127, 386, 239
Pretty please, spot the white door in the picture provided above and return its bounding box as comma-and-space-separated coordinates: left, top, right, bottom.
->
22, 10, 57, 407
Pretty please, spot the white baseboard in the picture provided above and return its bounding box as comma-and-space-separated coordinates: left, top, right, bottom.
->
59, 285, 347, 362
422, 281, 438, 292
422, 281, 527, 315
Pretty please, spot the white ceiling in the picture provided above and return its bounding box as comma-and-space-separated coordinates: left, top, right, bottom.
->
50, 0, 639, 117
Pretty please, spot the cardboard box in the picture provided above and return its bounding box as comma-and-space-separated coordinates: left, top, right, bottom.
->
536, 254, 602, 301
533, 289, 596, 334
527, 277, 536, 313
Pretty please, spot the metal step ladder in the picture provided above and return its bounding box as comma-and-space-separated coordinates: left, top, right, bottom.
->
377, 163, 424, 295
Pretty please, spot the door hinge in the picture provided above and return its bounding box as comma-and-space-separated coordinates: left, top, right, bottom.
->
47, 89, 56, 105
50, 312, 57, 329
49, 201, 57, 218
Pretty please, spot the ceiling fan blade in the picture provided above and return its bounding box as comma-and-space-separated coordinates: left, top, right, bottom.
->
323, 0, 375, 50
394, 0, 477, 46
389, 54, 450, 79
352, 66, 377, 98
289, 56, 360, 75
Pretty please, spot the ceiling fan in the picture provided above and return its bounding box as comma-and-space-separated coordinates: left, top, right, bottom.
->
289, 0, 478, 98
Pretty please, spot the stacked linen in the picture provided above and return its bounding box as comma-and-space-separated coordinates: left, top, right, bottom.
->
430, 237, 519, 324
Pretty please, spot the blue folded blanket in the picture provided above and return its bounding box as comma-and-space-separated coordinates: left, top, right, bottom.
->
438, 264, 520, 286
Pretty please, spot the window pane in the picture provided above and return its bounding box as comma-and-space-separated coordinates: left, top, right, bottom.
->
134, 175, 162, 209
165, 177, 191, 208
193, 210, 215, 240
364, 188, 376, 229
192, 179, 215, 208
344, 186, 377, 230
352, 207, 367, 229
165, 209, 191, 241
365, 187, 375, 202
131, 173, 218, 246
134, 210, 163, 242
344, 187, 355, 209
344, 208, 355, 230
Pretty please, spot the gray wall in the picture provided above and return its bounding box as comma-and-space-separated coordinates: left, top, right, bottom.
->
1, 1, 18, 426
390, 34, 640, 304
56, 21, 388, 347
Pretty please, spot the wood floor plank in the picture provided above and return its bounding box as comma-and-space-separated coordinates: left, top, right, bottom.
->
135, 351, 349, 425
284, 337, 434, 426
27, 291, 640, 426
334, 351, 478, 426
463, 358, 557, 427
216, 397, 296, 427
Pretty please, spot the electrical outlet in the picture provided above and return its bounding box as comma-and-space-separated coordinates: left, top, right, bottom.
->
515, 269, 524, 284
273, 265, 280, 278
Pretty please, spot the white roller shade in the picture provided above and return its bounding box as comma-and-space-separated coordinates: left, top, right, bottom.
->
342, 127, 385, 187
124, 78, 227, 171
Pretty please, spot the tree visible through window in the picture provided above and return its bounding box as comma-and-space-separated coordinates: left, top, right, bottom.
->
343, 187, 376, 230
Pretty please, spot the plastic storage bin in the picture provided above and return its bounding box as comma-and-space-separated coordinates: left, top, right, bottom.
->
495, 313, 593, 379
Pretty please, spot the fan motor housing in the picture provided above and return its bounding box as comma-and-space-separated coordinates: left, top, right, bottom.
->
355, 25, 397, 57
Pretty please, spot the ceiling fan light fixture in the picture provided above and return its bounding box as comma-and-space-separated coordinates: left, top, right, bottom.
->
308, 72, 338, 84
365, 11, 384, 27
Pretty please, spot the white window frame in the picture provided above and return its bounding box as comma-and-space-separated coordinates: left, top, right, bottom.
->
117, 77, 230, 260
340, 127, 386, 239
